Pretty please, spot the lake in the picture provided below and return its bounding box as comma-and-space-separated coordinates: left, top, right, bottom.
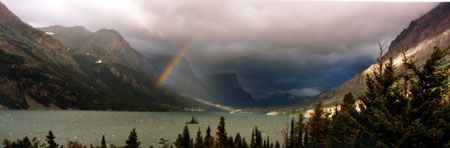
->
0, 110, 292, 147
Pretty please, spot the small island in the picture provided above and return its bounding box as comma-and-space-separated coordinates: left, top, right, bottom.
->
186, 117, 199, 124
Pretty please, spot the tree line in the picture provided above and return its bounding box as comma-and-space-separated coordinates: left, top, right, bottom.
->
3, 46, 450, 148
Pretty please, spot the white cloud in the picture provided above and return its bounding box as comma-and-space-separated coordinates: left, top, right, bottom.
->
288, 88, 321, 97
0, 0, 439, 99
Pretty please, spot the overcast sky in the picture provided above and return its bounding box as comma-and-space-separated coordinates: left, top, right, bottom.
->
2, 0, 438, 99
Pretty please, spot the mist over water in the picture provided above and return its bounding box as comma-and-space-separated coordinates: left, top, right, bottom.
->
0, 111, 290, 147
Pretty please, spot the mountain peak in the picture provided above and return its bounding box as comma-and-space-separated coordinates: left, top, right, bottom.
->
87, 28, 132, 52
313, 2, 450, 111
37, 25, 93, 50
0, 2, 21, 25
71, 28, 152, 71
47, 25, 90, 32
77, 28, 132, 56
95, 28, 122, 35
384, 2, 450, 59
0, 1, 81, 71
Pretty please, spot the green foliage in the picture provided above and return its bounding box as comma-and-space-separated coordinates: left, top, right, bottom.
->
250, 127, 262, 148
194, 128, 203, 148
296, 113, 306, 148
328, 94, 359, 148
46, 131, 58, 148
216, 116, 227, 148
203, 126, 214, 148
234, 133, 243, 148
307, 101, 330, 148
288, 118, 296, 148
125, 128, 141, 148
2, 46, 449, 148
175, 125, 192, 148
101, 135, 106, 148
2, 137, 40, 148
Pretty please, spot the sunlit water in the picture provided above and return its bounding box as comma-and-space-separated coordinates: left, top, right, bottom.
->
0, 110, 291, 147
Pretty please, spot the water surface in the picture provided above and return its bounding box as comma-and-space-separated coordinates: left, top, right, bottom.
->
0, 110, 290, 147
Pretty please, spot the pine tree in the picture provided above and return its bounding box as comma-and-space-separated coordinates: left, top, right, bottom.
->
296, 113, 305, 148
46, 130, 58, 148
242, 138, 249, 148
234, 133, 242, 148
101, 135, 106, 148
194, 128, 203, 148
307, 101, 329, 148
303, 128, 308, 148
175, 134, 183, 148
31, 137, 39, 148
181, 125, 191, 148
250, 129, 255, 147
403, 46, 450, 147
227, 136, 234, 148
216, 116, 227, 148
250, 127, 262, 148
203, 126, 214, 148
289, 118, 296, 148
125, 128, 141, 148
274, 141, 280, 148
354, 45, 450, 147
329, 92, 359, 148
3, 139, 12, 148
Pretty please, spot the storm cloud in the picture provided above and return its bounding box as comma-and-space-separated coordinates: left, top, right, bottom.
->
2, 0, 438, 99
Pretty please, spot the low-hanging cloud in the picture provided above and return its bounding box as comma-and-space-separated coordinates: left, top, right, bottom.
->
2, 0, 438, 99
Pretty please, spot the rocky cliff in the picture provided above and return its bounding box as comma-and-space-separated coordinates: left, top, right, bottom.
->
317, 2, 450, 107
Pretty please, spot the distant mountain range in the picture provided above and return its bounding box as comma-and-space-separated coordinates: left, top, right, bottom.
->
241, 2, 450, 115
0, 1, 227, 111
37, 25, 261, 109
37, 26, 301, 109
1, 1, 295, 110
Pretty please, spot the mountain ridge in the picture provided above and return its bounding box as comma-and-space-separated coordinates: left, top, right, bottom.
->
0, 1, 223, 111
240, 2, 450, 115
200, 73, 256, 108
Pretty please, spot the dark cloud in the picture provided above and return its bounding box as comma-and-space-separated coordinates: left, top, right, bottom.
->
2, 0, 438, 99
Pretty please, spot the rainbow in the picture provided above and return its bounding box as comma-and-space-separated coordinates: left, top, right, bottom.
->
155, 31, 206, 88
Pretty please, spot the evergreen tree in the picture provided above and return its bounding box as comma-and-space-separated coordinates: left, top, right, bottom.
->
250, 129, 255, 147
329, 92, 359, 148
125, 128, 140, 148
101, 135, 106, 148
274, 141, 280, 148
242, 138, 249, 148
296, 113, 305, 148
181, 125, 191, 148
265, 137, 270, 148
175, 134, 183, 148
227, 136, 234, 148
194, 128, 203, 148
216, 116, 227, 148
234, 133, 242, 148
3, 139, 12, 148
250, 127, 262, 148
354, 46, 450, 147
303, 127, 308, 148
402, 46, 450, 147
289, 118, 296, 148
46, 130, 58, 148
203, 126, 214, 148
307, 101, 329, 148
